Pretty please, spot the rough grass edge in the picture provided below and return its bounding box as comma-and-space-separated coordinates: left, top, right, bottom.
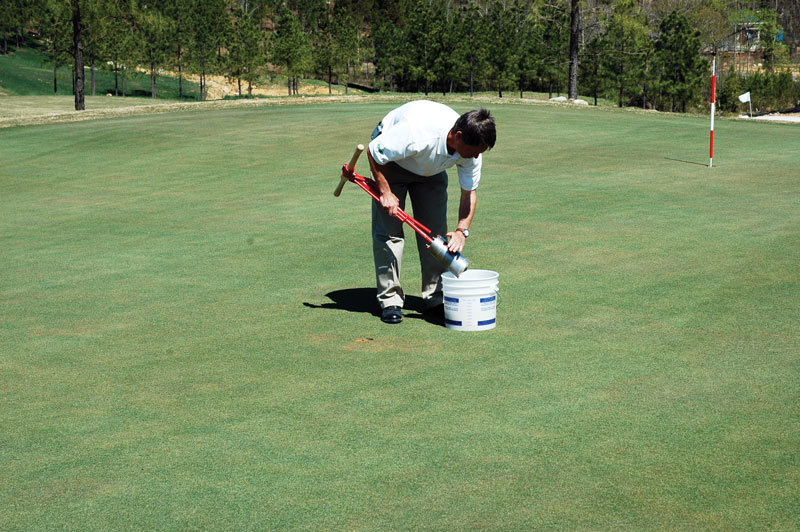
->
0, 94, 551, 129
3, 93, 797, 130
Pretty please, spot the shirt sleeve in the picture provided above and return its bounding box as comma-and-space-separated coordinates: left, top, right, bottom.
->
457, 154, 482, 191
368, 123, 419, 165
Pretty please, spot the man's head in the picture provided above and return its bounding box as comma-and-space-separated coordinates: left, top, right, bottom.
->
450, 108, 496, 159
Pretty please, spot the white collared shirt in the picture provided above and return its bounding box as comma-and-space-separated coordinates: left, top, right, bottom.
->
368, 100, 482, 190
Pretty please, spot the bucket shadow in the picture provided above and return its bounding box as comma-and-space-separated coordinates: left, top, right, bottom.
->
303, 288, 427, 320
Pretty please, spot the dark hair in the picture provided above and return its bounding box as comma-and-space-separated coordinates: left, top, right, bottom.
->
453, 108, 496, 149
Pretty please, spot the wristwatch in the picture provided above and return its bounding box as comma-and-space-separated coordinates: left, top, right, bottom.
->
456, 227, 470, 238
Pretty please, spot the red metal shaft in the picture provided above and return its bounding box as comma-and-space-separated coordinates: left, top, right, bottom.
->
343, 165, 434, 244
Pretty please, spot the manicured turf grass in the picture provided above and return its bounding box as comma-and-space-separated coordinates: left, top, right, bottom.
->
1, 100, 798, 530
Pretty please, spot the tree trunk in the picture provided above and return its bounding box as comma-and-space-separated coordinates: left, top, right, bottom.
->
287, 76, 291, 96
54, 65, 58, 95
470, 64, 474, 97
178, 49, 183, 99
151, 61, 157, 99
568, 0, 580, 100
237, 71, 242, 96
72, 0, 85, 110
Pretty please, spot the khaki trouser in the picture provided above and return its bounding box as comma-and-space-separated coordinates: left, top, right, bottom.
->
373, 162, 448, 310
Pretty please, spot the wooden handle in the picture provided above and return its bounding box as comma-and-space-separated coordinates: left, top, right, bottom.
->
334, 144, 365, 197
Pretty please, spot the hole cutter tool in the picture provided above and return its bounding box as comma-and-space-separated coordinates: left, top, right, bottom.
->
334, 144, 471, 277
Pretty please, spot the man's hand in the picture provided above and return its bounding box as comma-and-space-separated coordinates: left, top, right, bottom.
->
368, 149, 400, 217
448, 189, 476, 254
380, 191, 400, 217
445, 230, 466, 253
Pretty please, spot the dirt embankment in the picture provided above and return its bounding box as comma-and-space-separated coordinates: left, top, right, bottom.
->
179, 72, 344, 99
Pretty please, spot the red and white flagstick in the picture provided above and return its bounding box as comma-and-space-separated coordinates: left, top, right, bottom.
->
709, 54, 716, 168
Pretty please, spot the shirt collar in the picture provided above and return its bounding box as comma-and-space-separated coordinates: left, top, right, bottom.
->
441, 133, 460, 161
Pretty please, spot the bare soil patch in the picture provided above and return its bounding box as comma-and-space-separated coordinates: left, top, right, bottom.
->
182, 72, 348, 99
739, 112, 800, 124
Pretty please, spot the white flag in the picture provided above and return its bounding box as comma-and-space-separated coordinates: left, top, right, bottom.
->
738, 91, 751, 103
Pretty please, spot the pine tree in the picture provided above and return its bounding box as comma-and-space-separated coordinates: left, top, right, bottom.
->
580, 36, 604, 105
601, 0, 650, 108
331, 8, 359, 94
404, 0, 438, 95
534, 0, 570, 99
655, 11, 707, 112
161, 0, 195, 99
512, 0, 536, 99
135, 2, 172, 99
271, 7, 312, 96
487, 0, 518, 98
1, 0, 21, 54
39, 0, 73, 96
456, 2, 489, 97
229, 6, 263, 96
371, 20, 404, 92
191, 0, 228, 100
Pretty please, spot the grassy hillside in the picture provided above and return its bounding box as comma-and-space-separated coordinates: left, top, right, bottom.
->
0, 46, 202, 99
1, 101, 798, 530
0, 46, 366, 102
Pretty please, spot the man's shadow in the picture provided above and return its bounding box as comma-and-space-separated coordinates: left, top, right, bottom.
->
304, 288, 438, 324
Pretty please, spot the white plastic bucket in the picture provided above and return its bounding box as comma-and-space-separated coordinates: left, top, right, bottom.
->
441, 269, 499, 331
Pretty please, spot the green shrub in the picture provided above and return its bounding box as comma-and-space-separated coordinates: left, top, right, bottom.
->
717, 68, 743, 113
718, 69, 799, 114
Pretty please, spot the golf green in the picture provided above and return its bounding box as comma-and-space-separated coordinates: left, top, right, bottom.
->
1, 99, 798, 530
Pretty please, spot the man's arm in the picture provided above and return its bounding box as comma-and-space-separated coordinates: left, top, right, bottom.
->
367, 149, 400, 217
446, 188, 477, 253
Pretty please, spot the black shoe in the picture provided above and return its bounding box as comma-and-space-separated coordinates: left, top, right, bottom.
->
381, 305, 403, 324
